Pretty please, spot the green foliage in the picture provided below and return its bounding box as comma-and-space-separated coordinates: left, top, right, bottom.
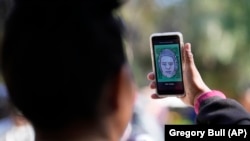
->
0, 0, 249, 98
121, 0, 250, 98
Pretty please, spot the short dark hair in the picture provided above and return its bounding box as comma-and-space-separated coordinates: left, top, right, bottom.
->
1, 0, 126, 131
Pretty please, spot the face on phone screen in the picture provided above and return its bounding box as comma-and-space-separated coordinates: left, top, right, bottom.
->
152, 35, 184, 95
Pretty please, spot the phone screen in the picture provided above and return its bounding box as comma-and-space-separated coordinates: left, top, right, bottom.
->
151, 35, 184, 95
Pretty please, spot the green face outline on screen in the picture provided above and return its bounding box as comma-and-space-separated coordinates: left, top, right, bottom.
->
154, 44, 182, 83
158, 48, 178, 78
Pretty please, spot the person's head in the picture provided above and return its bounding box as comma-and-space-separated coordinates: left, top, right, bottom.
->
158, 49, 178, 78
1, 0, 136, 140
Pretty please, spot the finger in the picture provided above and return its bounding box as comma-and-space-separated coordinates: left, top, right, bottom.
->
150, 81, 156, 89
182, 43, 190, 64
147, 72, 155, 80
151, 94, 166, 99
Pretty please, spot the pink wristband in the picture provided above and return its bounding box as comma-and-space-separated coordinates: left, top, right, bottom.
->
194, 90, 226, 114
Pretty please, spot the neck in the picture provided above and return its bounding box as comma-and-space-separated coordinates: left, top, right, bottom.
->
35, 118, 122, 141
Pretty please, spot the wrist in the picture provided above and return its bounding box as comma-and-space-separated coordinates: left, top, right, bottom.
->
193, 87, 211, 104
194, 90, 226, 114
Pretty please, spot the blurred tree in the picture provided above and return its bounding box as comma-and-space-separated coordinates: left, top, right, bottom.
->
121, 0, 250, 99
0, 0, 250, 98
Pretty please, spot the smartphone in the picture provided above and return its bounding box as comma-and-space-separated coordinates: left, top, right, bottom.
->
150, 32, 185, 97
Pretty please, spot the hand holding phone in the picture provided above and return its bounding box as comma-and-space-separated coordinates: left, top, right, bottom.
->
148, 42, 212, 106
149, 32, 185, 97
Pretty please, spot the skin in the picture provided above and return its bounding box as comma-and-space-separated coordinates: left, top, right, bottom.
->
160, 55, 175, 78
148, 43, 211, 106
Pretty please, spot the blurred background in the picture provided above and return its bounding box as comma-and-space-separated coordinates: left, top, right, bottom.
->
0, 0, 250, 140
120, 0, 250, 99
119, 0, 250, 125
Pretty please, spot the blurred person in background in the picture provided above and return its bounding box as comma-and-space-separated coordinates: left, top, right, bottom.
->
1, 1, 250, 141
0, 83, 12, 137
121, 92, 164, 141
0, 83, 34, 141
0, 109, 35, 141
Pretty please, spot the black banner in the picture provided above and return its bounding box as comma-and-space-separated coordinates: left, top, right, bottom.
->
164, 125, 250, 140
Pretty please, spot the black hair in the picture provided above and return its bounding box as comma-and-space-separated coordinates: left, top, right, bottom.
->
1, 0, 126, 131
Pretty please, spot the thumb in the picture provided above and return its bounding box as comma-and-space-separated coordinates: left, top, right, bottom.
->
184, 43, 195, 66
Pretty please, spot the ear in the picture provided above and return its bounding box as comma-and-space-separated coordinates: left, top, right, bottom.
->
107, 64, 136, 112
106, 64, 136, 136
